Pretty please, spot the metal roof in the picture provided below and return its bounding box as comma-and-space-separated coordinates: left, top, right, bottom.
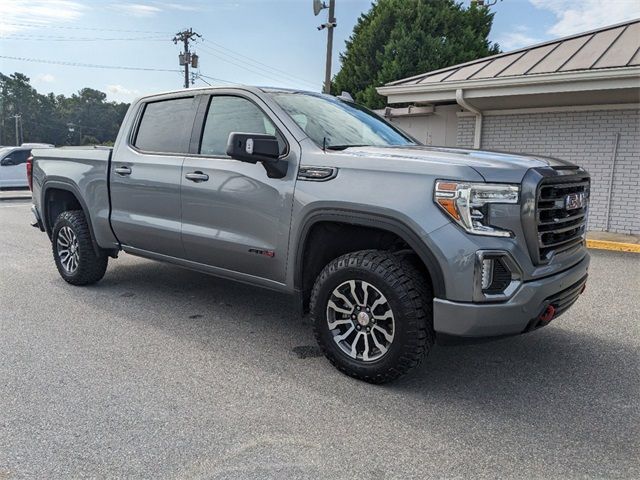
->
386, 19, 640, 87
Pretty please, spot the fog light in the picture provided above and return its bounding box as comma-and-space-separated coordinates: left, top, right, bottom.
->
481, 259, 493, 290
474, 251, 522, 302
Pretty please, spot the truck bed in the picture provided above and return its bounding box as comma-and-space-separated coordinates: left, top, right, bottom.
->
31, 145, 113, 163
31, 145, 117, 250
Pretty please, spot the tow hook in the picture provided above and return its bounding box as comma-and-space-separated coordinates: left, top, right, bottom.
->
539, 304, 556, 324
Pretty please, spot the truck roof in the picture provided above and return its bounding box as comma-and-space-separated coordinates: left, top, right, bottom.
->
134, 85, 327, 103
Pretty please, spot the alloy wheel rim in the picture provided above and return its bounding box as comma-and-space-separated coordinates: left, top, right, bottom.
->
57, 226, 80, 274
326, 280, 395, 362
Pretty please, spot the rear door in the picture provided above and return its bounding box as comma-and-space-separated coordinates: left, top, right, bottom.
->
109, 95, 197, 257
0, 149, 29, 188
180, 92, 299, 283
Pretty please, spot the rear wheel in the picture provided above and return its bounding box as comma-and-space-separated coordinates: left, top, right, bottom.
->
310, 250, 434, 384
52, 210, 108, 285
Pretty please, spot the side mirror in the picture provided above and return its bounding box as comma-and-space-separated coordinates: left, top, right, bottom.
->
226, 132, 287, 179
1, 157, 15, 166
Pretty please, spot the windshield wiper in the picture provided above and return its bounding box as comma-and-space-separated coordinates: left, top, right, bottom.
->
325, 144, 370, 151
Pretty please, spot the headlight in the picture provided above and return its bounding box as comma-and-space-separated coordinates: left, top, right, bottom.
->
434, 180, 519, 237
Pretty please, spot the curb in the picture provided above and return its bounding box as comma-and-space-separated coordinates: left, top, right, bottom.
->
587, 239, 640, 253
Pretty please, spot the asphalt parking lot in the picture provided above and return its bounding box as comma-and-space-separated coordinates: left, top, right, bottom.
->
1, 197, 638, 479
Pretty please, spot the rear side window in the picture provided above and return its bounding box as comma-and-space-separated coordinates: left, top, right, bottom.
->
134, 97, 194, 153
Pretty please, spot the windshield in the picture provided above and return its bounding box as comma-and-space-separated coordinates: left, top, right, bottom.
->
270, 92, 416, 149
0, 147, 15, 158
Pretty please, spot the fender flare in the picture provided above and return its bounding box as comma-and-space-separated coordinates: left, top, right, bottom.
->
293, 208, 446, 298
41, 180, 102, 256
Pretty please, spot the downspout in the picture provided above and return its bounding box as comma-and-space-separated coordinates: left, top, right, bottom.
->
604, 132, 620, 231
455, 89, 482, 149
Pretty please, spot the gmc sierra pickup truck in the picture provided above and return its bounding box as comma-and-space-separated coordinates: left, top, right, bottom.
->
29, 86, 590, 383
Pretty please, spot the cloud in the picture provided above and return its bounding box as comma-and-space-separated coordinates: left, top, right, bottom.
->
106, 84, 140, 101
0, 0, 85, 34
530, 0, 640, 37
152, 2, 199, 11
110, 3, 162, 17
109, 1, 206, 16
36, 73, 56, 83
497, 26, 541, 50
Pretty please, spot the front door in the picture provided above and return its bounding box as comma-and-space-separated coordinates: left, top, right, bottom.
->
110, 95, 196, 257
180, 93, 298, 284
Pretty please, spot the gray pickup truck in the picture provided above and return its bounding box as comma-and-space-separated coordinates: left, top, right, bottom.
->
29, 86, 590, 383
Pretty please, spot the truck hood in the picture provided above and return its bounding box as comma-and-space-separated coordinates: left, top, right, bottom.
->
341, 145, 575, 183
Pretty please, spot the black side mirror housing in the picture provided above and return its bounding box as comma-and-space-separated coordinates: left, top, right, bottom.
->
1, 157, 15, 166
226, 132, 287, 179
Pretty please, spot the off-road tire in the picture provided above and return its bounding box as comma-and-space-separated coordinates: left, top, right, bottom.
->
52, 210, 108, 285
310, 249, 434, 384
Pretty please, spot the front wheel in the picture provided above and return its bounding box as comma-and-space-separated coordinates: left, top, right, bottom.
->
52, 210, 108, 285
310, 250, 434, 384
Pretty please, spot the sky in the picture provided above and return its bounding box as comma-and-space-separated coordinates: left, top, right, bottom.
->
0, 0, 639, 103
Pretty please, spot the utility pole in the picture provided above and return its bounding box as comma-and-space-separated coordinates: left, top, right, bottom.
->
12, 114, 21, 146
0, 83, 5, 145
316, 0, 337, 94
324, 0, 336, 94
173, 28, 201, 89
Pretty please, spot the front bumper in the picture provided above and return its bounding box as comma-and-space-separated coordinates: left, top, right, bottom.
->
433, 253, 589, 337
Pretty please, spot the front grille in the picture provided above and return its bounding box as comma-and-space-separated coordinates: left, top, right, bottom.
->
535, 176, 590, 262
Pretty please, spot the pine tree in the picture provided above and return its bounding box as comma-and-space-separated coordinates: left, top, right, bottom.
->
333, 0, 500, 108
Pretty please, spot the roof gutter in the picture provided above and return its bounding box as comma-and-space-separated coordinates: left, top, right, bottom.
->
377, 66, 640, 99
456, 89, 482, 149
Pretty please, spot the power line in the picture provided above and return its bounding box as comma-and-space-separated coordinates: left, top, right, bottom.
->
0, 55, 180, 73
0, 35, 168, 42
196, 43, 317, 89
194, 75, 212, 86
0, 21, 172, 34
199, 37, 318, 89
2, 23, 319, 89
200, 37, 318, 88
197, 73, 235, 85
0, 54, 237, 86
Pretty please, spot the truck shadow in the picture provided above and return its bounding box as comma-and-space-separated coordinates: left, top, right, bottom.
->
95, 257, 637, 454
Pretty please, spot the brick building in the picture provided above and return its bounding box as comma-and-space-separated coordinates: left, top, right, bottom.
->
377, 20, 640, 234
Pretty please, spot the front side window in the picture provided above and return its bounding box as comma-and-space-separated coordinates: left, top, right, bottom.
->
6, 149, 30, 164
270, 92, 416, 150
200, 96, 285, 156
134, 97, 194, 153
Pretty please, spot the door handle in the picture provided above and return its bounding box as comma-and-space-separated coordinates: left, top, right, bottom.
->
114, 166, 132, 176
185, 171, 209, 182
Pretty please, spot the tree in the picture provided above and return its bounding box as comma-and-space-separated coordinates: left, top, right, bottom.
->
0, 72, 129, 146
332, 0, 500, 108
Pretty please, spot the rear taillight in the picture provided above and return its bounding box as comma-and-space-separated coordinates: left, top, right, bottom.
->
26, 155, 33, 191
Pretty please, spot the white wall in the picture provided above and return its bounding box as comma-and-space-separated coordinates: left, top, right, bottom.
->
457, 108, 640, 234
388, 104, 459, 147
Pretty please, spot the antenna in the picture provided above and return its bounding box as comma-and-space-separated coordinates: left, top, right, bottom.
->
313, 0, 327, 16
337, 91, 353, 102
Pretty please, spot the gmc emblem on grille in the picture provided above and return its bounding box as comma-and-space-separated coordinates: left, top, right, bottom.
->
565, 192, 586, 210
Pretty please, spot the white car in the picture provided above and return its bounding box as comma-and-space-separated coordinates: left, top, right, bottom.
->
0, 147, 33, 189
